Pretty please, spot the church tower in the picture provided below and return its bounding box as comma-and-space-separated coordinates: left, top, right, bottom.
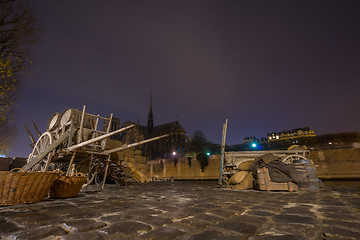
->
147, 93, 154, 133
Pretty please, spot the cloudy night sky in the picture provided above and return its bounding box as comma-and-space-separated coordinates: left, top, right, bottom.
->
9, 0, 360, 157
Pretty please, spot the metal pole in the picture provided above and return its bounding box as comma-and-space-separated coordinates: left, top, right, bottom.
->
218, 119, 228, 185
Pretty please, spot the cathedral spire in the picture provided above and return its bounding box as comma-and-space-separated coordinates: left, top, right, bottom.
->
147, 93, 154, 133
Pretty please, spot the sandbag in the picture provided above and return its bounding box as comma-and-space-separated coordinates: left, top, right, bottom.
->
231, 172, 254, 190
228, 171, 248, 185
238, 161, 253, 171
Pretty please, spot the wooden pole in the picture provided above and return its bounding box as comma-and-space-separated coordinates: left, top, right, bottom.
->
66, 151, 76, 176
101, 113, 113, 150
24, 124, 35, 145
78, 105, 86, 143
218, 119, 228, 185
44, 152, 54, 172
104, 134, 169, 154
102, 155, 111, 189
66, 124, 135, 152
33, 122, 41, 137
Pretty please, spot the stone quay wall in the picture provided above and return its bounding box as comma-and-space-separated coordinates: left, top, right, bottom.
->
145, 148, 360, 180
310, 148, 360, 179
145, 155, 220, 180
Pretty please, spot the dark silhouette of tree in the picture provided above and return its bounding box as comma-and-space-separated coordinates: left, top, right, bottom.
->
187, 130, 210, 172
0, 0, 39, 154
187, 130, 208, 153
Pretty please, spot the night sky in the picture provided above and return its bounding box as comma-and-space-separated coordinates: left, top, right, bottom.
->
9, 0, 360, 157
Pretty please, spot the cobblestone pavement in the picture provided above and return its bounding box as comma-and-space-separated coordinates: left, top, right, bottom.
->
1, 181, 360, 240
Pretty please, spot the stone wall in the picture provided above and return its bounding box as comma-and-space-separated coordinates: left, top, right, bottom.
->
107, 139, 360, 180
310, 148, 360, 179
145, 155, 220, 180
105, 139, 148, 182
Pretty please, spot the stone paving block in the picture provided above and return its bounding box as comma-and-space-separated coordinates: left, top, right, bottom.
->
180, 217, 212, 230
140, 226, 185, 240
161, 209, 193, 220
195, 203, 221, 210
61, 231, 104, 240
0, 219, 20, 233
190, 213, 224, 224
99, 213, 127, 223
99, 221, 151, 235
272, 223, 321, 239
63, 219, 107, 233
126, 208, 163, 217
281, 207, 317, 217
223, 204, 246, 214
249, 205, 281, 213
7, 212, 62, 227
12, 225, 67, 239
140, 215, 172, 227
248, 234, 305, 240
322, 219, 360, 231
320, 212, 360, 221
216, 215, 268, 235
273, 214, 316, 225
322, 225, 360, 239
243, 210, 274, 217
207, 209, 237, 218
188, 229, 242, 240
163, 222, 199, 234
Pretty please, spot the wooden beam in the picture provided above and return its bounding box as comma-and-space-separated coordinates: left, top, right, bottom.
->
66, 124, 135, 152
218, 119, 228, 185
104, 134, 169, 154
24, 124, 35, 145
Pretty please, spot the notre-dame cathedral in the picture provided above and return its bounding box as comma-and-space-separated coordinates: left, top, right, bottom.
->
120, 95, 187, 160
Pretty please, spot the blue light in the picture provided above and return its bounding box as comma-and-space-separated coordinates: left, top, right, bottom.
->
251, 143, 257, 148
0, 155, 6, 158
206, 152, 211, 156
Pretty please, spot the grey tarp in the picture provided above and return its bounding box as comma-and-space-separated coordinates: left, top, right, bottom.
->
249, 153, 303, 184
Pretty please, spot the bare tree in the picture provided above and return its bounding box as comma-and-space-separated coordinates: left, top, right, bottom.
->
0, 0, 39, 154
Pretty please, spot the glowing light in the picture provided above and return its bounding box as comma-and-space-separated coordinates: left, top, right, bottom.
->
207, 152, 210, 156
251, 143, 257, 148
172, 151, 176, 156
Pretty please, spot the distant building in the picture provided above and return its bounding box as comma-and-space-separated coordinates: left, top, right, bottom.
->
243, 136, 259, 143
267, 127, 316, 142
120, 94, 186, 159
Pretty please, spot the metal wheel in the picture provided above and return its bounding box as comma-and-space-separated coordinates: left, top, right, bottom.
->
27, 132, 53, 171
282, 155, 307, 164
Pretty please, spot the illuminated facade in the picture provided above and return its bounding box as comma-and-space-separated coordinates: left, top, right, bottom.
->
267, 127, 316, 142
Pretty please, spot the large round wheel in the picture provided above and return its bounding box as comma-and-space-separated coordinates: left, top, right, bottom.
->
27, 132, 53, 171
282, 154, 307, 164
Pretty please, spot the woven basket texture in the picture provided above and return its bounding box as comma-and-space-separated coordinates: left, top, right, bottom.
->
49, 174, 87, 198
0, 171, 59, 206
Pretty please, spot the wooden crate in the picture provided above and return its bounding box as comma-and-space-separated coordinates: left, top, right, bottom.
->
255, 167, 298, 192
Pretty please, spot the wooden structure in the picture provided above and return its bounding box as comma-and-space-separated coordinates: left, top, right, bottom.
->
23, 106, 169, 187
222, 149, 310, 178
255, 167, 298, 192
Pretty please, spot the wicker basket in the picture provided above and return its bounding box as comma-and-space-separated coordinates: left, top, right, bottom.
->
0, 169, 59, 206
49, 171, 87, 198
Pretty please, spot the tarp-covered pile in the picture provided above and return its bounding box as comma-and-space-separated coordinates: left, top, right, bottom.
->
227, 154, 316, 191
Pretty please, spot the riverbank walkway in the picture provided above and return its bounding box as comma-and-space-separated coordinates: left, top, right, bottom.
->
1, 181, 359, 239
